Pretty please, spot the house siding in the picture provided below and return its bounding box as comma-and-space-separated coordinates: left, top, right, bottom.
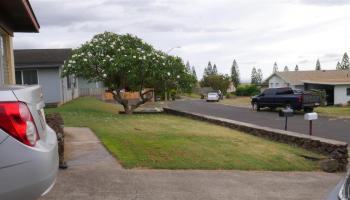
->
59, 67, 79, 104
334, 85, 350, 105
78, 78, 103, 89
268, 75, 290, 88
37, 68, 62, 104
78, 78, 105, 96
15, 67, 80, 105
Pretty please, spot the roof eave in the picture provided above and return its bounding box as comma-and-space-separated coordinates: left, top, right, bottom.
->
22, 0, 40, 32
0, 0, 40, 35
302, 81, 350, 86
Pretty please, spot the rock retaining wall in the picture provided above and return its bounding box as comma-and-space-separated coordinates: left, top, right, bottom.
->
164, 108, 348, 172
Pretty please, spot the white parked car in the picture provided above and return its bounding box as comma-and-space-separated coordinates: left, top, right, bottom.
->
206, 92, 220, 102
0, 85, 58, 200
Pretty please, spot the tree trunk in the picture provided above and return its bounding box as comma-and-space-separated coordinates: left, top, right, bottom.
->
123, 104, 135, 115
112, 89, 154, 114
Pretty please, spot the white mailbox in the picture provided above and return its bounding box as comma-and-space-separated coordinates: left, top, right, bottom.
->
304, 112, 318, 121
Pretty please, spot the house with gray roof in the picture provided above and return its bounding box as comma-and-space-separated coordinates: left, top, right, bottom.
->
264, 70, 350, 105
14, 48, 79, 106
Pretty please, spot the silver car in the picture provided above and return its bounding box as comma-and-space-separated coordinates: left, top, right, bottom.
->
206, 92, 220, 102
0, 85, 58, 200
327, 173, 350, 200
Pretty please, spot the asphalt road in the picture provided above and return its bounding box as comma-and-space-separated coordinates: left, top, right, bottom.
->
169, 100, 350, 143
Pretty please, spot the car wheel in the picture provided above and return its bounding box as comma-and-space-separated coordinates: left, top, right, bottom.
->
252, 102, 260, 111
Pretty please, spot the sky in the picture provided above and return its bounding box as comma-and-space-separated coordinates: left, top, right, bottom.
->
14, 0, 350, 82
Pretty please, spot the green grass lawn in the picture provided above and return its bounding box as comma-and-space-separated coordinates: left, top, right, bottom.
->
315, 106, 350, 118
47, 97, 324, 171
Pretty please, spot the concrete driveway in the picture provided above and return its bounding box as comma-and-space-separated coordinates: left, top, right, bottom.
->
40, 127, 343, 200
169, 100, 350, 143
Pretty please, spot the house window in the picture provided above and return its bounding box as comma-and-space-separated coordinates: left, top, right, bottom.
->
347, 88, 350, 96
15, 70, 38, 85
15, 71, 22, 84
269, 83, 273, 88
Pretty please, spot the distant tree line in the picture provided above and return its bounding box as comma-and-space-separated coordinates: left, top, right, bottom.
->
272, 52, 350, 73
337, 52, 350, 70
251, 67, 263, 85
200, 61, 231, 94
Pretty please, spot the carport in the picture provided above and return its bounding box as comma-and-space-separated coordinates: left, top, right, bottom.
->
304, 82, 335, 105
303, 79, 350, 105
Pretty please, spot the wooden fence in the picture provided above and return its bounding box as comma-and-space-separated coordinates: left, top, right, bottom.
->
79, 88, 106, 97
79, 88, 155, 103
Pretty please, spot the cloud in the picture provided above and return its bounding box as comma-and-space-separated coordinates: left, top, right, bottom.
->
298, 0, 350, 6
30, 1, 104, 27
14, 0, 350, 81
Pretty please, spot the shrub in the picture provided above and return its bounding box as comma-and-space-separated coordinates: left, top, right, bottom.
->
235, 85, 260, 96
200, 74, 230, 95
225, 93, 232, 99
170, 89, 177, 100
309, 89, 327, 106
46, 113, 67, 169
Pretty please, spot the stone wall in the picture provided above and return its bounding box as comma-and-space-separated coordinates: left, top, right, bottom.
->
164, 108, 348, 172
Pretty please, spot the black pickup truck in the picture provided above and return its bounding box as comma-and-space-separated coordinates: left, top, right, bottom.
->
251, 87, 321, 112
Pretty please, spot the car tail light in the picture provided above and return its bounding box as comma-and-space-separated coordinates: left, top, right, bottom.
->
0, 102, 39, 147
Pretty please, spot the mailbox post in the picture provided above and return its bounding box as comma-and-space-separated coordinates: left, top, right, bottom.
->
304, 112, 318, 136
279, 107, 294, 131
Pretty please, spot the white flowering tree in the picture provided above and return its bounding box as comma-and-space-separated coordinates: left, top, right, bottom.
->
63, 32, 195, 114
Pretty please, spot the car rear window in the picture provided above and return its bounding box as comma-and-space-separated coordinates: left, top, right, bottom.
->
276, 88, 293, 95
263, 89, 275, 95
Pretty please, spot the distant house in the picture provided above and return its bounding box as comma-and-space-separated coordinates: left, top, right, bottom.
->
264, 70, 350, 105
78, 78, 105, 97
0, 0, 40, 85
14, 49, 79, 106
